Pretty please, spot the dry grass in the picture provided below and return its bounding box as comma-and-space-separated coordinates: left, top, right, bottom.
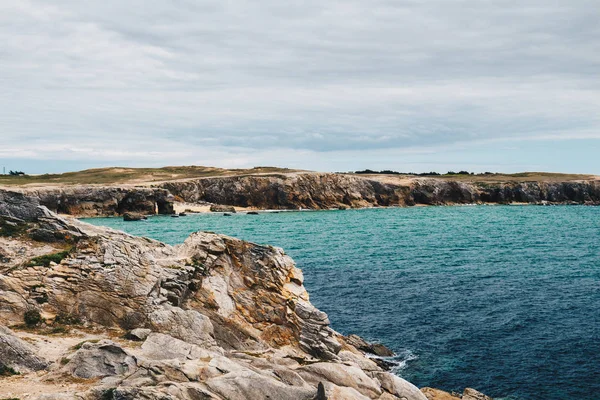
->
1, 166, 596, 188
0, 165, 301, 187
357, 172, 599, 184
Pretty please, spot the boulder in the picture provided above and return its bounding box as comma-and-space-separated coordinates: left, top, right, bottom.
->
127, 328, 152, 341
65, 340, 137, 378
209, 204, 236, 213
345, 334, 395, 357
123, 212, 147, 221
0, 325, 48, 373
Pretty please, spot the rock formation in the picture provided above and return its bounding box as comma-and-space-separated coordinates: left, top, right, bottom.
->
0, 195, 447, 400
162, 174, 600, 209
4, 186, 175, 217
2, 173, 598, 219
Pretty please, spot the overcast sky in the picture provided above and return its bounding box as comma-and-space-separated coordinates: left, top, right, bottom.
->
1, 0, 599, 174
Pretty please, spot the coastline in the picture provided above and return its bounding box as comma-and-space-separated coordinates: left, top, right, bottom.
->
0, 191, 498, 400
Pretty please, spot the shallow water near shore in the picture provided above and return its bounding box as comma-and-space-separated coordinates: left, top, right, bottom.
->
82, 205, 600, 400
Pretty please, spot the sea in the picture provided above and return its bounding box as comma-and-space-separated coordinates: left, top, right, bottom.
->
82, 205, 600, 400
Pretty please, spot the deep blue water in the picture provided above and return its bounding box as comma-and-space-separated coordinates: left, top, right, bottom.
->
82, 206, 600, 400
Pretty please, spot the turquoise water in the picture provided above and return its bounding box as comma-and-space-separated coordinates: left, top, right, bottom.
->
82, 206, 600, 399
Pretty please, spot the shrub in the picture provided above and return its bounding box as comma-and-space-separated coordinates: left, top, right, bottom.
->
54, 312, 81, 325
0, 364, 19, 376
24, 309, 42, 327
101, 388, 116, 400
26, 249, 71, 267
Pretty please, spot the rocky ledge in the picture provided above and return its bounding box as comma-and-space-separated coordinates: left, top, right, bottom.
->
0, 193, 495, 399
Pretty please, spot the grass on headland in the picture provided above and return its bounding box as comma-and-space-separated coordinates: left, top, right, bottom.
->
0, 166, 300, 187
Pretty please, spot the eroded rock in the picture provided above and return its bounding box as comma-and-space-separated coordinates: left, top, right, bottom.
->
65, 340, 137, 379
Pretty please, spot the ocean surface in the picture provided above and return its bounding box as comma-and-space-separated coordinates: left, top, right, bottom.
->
82, 205, 600, 400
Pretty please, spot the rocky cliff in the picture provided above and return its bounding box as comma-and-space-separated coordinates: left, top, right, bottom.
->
2, 186, 175, 217
161, 174, 600, 209
0, 193, 442, 400
3, 173, 598, 218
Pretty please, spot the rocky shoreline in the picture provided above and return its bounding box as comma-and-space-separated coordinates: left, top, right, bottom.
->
2, 173, 599, 218
0, 189, 494, 399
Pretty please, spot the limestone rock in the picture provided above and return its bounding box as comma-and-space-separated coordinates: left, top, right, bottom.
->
65, 340, 137, 378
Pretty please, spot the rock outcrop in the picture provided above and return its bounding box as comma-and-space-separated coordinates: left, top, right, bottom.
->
3, 186, 175, 217
0, 325, 49, 374
0, 194, 435, 400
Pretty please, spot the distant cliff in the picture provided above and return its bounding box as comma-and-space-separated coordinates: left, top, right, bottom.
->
161, 174, 600, 209
2, 173, 598, 217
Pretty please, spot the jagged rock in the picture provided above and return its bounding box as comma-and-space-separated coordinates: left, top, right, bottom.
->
123, 212, 147, 221
0, 325, 48, 373
345, 334, 395, 357
462, 388, 493, 400
65, 340, 137, 378
209, 204, 236, 213
127, 328, 152, 341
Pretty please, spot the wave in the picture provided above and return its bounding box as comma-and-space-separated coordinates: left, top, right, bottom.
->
366, 348, 418, 374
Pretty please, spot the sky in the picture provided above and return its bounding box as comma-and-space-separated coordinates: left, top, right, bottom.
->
1, 0, 599, 174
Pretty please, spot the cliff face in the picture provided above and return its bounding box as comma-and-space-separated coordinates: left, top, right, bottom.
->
161, 174, 411, 209
2, 173, 598, 219
4, 186, 175, 217
0, 196, 430, 400
161, 174, 600, 209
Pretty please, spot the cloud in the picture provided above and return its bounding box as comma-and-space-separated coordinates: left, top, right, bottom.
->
0, 0, 598, 172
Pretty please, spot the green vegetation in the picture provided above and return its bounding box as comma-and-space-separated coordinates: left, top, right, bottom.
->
54, 312, 82, 326
0, 365, 20, 376
23, 309, 42, 327
100, 388, 116, 400
352, 170, 597, 183
0, 165, 300, 187
26, 249, 72, 267
71, 339, 100, 351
